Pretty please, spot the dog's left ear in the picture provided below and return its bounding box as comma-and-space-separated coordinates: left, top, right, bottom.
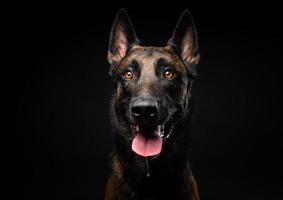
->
108, 9, 140, 76
168, 10, 200, 76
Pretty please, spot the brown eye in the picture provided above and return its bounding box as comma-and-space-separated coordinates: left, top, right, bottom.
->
124, 70, 133, 80
164, 69, 174, 80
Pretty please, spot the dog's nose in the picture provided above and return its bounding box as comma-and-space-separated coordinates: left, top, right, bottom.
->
131, 98, 158, 120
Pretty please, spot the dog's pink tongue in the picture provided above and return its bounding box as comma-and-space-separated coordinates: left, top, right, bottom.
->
132, 132, 162, 157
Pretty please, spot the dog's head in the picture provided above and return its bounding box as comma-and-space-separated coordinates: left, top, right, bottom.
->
108, 9, 199, 158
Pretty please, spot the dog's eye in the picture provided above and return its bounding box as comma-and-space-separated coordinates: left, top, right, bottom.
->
164, 69, 175, 80
124, 70, 133, 80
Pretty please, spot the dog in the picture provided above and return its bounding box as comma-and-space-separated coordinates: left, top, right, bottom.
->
104, 9, 200, 200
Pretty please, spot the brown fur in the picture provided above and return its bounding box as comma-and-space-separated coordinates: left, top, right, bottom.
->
105, 9, 201, 200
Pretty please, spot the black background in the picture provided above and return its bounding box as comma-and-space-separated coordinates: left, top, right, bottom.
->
6, 3, 280, 200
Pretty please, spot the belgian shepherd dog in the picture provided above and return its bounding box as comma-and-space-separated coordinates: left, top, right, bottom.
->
105, 9, 200, 200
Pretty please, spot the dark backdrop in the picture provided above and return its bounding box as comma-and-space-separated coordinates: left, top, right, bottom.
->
6, 3, 280, 200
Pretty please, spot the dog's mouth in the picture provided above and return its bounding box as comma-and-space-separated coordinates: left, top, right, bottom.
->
131, 124, 172, 157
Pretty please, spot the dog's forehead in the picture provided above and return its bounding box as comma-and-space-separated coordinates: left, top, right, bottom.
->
120, 46, 186, 72
130, 46, 171, 56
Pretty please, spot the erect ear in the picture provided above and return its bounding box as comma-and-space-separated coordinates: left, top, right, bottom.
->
108, 9, 140, 76
168, 10, 200, 76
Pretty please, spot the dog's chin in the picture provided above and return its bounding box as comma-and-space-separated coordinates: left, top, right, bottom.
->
130, 123, 173, 158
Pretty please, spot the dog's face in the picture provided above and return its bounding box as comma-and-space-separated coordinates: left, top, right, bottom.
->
108, 9, 199, 158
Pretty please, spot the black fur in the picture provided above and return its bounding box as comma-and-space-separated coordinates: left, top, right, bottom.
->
105, 9, 200, 200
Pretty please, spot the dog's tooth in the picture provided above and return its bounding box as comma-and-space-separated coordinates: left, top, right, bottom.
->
162, 125, 165, 139
136, 125, 139, 132
157, 125, 163, 138
155, 125, 159, 136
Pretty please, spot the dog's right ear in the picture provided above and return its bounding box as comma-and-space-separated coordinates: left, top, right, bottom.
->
108, 9, 140, 76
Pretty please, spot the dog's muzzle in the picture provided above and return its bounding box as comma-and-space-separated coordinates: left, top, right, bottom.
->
129, 96, 174, 158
